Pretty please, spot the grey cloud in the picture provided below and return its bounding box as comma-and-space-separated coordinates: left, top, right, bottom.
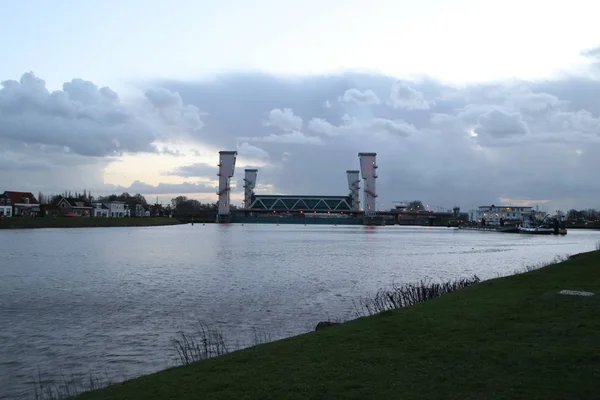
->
474, 109, 529, 138
389, 82, 434, 110
103, 180, 218, 195
339, 88, 380, 105
263, 108, 303, 131
5, 65, 600, 211
308, 114, 417, 138
506, 88, 564, 113
0, 72, 204, 157
243, 131, 325, 145
158, 147, 186, 157
236, 142, 269, 161
581, 46, 600, 59
154, 69, 600, 210
145, 88, 204, 131
370, 118, 419, 137
164, 162, 216, 178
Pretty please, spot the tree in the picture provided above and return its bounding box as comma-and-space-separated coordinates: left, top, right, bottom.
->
50, 194, 62, 204
567, 209, 578, 220
586, 209, 598, 221
133, 193, 148, 206
171, 196, 189, 209
407, 200, 424, 212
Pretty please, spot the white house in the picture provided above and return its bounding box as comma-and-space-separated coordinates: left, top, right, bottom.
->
105, 201, 129, 217
91, 202, 110, 217
92, 201, 129, 218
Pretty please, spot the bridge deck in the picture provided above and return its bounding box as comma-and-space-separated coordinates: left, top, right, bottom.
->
248, 194, 353, 212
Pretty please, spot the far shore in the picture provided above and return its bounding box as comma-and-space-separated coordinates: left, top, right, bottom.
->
0, 217, 187, 229
2, 216, 598, 230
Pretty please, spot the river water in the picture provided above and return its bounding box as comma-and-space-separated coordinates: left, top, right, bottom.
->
1, 224, 599, 399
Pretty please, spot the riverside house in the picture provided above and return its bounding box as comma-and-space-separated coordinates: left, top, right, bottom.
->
46, 196, 94, 217
91, 202, 110, 217
91, 201, 129, 218
1, 191, 40, 217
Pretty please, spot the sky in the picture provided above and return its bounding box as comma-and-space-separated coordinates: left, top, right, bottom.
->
1, 0, 600, 212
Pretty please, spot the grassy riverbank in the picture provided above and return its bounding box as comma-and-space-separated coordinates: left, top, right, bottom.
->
0, 217, 186, 229
73, 250, 600, 400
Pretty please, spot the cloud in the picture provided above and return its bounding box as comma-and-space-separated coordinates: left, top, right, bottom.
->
5, 58, 600, 211
338, 88, 380, 105
474, 109, 529, 138
263, 108, 303, 131
389, 82, 434, 110
308, 114, 418, 138
243, 130, 325, 145
249, 107, 323, 145
158, 147, 186, 157
104, 180, 217, 195
581, 46, 600, 59
152, 66, 600, 210
0, 72, 204, 157
237, 142, 269, 161
164, 162, 216, 178
145, 88, 204, 131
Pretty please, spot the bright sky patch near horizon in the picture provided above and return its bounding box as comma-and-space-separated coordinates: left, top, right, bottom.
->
2, 0, 598, 89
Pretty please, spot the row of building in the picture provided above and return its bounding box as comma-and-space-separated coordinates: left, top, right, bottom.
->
0, 191, 169, 218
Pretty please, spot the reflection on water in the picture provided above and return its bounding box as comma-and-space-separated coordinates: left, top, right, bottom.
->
1, 225, 599, 399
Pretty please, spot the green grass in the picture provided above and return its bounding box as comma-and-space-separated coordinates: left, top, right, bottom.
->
73, 250, 600, 400
0, 217, 186, 229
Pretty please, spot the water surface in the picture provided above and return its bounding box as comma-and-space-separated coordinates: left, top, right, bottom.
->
1, 224, 599, 399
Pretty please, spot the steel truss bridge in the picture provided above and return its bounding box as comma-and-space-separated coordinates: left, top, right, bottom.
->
247, 195, 353, 212
243, 194, 456, 220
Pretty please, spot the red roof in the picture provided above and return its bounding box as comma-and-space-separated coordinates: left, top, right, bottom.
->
3, 191, 39, 205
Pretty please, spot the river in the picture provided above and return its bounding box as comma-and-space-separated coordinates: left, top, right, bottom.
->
1, 224, 599, 399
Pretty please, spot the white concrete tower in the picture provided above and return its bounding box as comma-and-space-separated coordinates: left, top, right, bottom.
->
243, 169, 258, 209
358, 152, 378, 214
217, 151, 237, 216
346, 170, 360, 211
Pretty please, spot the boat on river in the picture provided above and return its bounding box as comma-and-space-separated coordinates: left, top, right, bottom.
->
457, 225, 519, 233
519, 213, 567, 235
457, 213, 567, 235
518, 225, 555, 235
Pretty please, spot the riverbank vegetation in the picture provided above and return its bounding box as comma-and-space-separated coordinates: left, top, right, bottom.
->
58, 249, 600, 400
0, 217, 185, 229
353, 276, 481, 316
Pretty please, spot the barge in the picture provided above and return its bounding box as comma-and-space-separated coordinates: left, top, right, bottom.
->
458, 211, 567, 235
